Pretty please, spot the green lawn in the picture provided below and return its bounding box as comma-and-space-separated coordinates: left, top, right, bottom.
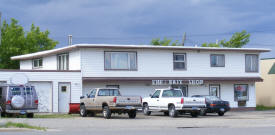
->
0, 122, 46, 131
256, 105, 275, 111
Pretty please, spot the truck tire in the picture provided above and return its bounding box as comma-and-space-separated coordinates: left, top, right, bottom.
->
128, 110, 137, 119
80, 105, 87, 117
103, 106, 111, 119
143, 104, 151, 116
26, 113, 34, 118
218, 111, 225, 116
191, 111, 199, 117
168, 105, 178, 117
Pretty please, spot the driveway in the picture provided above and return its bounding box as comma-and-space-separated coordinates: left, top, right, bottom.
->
1, 110, 275, 135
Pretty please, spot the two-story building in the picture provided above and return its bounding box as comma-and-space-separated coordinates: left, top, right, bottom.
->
0, 44, 270, 113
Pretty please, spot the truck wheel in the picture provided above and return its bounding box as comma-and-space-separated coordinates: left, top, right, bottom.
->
218, 111, 225, 116
103, 106, 111, 119
128, 110, 137, 119
143, 104, 151, 116
191, 112, 199, 117
168, 105, 178, 117
80, 105, 87, 117
26, 113, 34, 118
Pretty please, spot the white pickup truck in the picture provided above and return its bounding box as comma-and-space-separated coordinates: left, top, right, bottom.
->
142, 89, 206, 117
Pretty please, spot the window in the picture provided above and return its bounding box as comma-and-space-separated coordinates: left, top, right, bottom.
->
105, 52, 137, 70
162, 90, 183, 97
98, 89, 121, 96
10, 87, 21, 95
57, 53, 69, 70
23, 87, 33, 95
33, 58, 43, 68
61, 86, 67, 92
234, 84, 248, 101
106, 85, 120, 89
211, 54, 225, 67
209, 84, 220, 97
245, 54, 258, 72
151, 90, 161, 98
171, 85, 188, 97
173, 53, 186, 70
89, 89, 97, 98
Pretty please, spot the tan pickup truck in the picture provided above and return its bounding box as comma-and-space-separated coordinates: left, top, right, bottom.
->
80, 88, 142, 119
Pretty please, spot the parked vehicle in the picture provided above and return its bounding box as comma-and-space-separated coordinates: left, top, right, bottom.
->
80, 88, 142, 119
142, 89, 206, 117
0, 84, 38, 118
192, 95, 230, 116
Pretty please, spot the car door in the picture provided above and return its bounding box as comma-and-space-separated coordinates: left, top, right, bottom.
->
148, 90, 161, 110
86, 89, 97, 110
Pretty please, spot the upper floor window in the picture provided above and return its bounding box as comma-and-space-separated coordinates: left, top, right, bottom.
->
210, 54, 225, 67
57, 53, 69, 70
32, 58, 43, 69
173, 53, 186, 70
104, 52, 137, 70
245, 54, 258, 72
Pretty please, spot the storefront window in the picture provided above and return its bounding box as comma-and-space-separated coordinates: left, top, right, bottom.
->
234, 84, 249, 101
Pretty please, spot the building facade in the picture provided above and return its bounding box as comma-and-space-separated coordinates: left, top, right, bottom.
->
0, 44, 270, 113
256, 58, 275, 107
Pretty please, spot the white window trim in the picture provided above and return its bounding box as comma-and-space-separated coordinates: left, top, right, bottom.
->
173, 53, 186, 70
104, 51, 137, 70
32, 58, 43, 69
57, 53, 69, 70
245, 54, 259, 73
210, 54, 225, 67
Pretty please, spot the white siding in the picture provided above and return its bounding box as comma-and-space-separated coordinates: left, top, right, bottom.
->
0, 71, 82, 112
42, 55, 57, 70
20, 60, 32, 69
83, 81, 256, 108
81, 48, 260, 78
69, 49, 81, 70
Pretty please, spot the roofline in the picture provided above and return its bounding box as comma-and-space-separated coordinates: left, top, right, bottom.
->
11, 44, 271, 60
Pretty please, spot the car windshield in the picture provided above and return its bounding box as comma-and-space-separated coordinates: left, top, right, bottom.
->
162, 90, 183, 97
10, 87, 21, 95
205, 96, 221, 101
98, 89, 121, 96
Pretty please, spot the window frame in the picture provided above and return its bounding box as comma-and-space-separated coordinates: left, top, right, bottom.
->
32, 58, 43, 69
151, 90, 161, 98
173, 53, 187, 70
57, 53, 69, 70
104, 51, 137, 71
210, 54, 225, 67
234, 84, 249, 101
245, 54, 259, 73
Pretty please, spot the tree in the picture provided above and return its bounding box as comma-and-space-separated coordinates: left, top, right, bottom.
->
201, 30, 250, 48
151, 37, 181, 46
0, 18, 58, 69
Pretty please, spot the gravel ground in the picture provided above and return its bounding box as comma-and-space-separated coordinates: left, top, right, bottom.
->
1, 110, 275, 135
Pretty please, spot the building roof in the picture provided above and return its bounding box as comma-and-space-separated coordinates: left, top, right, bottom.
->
268, 63, 275, 74
11, 44, 271, 60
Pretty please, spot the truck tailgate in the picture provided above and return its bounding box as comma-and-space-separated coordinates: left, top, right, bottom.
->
116, 96, 142, 106
183, 97, 206, 107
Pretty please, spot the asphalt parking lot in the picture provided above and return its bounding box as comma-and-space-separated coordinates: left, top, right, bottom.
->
1, 110, 275, 135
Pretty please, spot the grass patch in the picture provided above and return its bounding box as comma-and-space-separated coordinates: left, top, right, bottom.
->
0, 122, 46, 131
256, 105, 275, 111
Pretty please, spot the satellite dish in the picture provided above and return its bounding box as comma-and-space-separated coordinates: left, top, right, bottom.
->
10, 73, 29, 84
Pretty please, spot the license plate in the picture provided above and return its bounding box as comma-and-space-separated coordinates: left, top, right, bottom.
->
20, 110, 26, 114
220, 108, 225, 112
125, 106, 133, 109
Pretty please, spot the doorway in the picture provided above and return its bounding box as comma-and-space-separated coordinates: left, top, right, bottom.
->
58, 82, 71, 113
209, 84, 220, 97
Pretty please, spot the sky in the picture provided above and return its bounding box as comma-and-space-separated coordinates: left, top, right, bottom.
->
0, 0, 275, 58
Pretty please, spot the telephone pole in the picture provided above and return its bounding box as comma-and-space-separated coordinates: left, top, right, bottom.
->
0, 11, 2, 45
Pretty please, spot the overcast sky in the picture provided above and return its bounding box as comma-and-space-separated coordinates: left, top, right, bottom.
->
1, 0, 275, 57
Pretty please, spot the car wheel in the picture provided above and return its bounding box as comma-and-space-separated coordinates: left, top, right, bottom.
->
128, 110, 137, 119
168, 105, 178, 117
200, 109, 207, 116
218, 111, 225, 116
103, 106, 111, 119
164, 112, 169, 116
80, 105, 87, 117
143, 104, 151, 116
26, 113, 34, 118
191, 112, 199, 117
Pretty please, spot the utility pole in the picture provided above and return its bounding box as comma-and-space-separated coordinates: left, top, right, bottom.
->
0, 11, 2, 45
182, 32, 186, 46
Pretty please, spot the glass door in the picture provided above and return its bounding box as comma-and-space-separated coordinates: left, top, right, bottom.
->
209, 84, 220, 97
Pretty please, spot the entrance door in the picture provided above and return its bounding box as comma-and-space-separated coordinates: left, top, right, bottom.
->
209, 84, 220, 97
172, 85, 188, 97
58, 82, 71, 113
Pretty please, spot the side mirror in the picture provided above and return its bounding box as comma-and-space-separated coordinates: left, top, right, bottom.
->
80, 96, 84, 99
86, 94, 89, 98
149, 94, 152, 97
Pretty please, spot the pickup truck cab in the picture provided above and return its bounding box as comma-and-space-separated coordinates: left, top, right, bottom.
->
80, 88, 142, 119
142, 89, 206, 117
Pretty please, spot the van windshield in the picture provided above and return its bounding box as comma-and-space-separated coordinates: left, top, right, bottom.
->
98, 89, 121, 96
10, 87, 21, 95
